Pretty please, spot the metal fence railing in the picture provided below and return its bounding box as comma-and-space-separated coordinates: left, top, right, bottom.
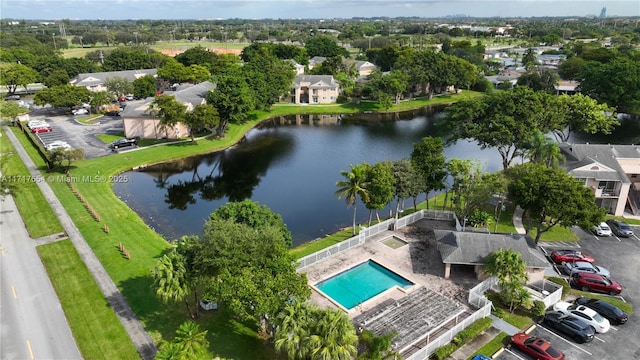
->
296, 209, 458, 270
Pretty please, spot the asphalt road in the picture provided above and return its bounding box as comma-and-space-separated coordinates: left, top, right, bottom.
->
0, 195, 82, 360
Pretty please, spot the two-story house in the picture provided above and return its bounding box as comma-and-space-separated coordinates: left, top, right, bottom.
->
291, 75, 340, 105
561, 143, 640, 216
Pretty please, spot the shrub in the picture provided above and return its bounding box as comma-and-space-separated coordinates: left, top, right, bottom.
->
546, 276, 570, 298
531, 300, 547, 319
431, 317, 492, 359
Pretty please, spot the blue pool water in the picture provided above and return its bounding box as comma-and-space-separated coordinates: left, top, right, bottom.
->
315, 260, 414, 310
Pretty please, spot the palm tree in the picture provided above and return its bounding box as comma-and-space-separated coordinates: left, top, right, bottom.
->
308, 309, 358, 360
151, 251, 193, 317
274, 301, 314, 360
522, 129, 565, 168
173, 321, 209, 360
335, 163, 370, 235
358, 329, 399, 360
155, 341, 185, 360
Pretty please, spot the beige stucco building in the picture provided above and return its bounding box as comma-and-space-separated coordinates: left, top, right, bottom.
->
291, 75, 340, 105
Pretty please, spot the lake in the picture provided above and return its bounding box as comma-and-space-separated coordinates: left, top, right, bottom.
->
113, 110, 639, 246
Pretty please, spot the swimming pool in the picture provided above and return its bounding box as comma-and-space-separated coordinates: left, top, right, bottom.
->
315, 260, 414, 310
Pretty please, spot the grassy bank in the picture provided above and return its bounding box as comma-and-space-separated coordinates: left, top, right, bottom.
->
1, 128, 63, 237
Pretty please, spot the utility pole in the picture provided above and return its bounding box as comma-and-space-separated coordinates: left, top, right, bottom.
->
52, 32, 57, 50
134, 32, 138, 46
79, 36, 83, 48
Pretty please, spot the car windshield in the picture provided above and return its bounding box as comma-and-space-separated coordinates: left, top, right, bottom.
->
601, 225, 610, 230
523, 337, 535, 345
593, 313, 605, 322
546, 346, 562, 357
620, 224, 631, 230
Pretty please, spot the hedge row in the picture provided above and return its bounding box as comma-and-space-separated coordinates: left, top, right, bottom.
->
432, 317, 493, 360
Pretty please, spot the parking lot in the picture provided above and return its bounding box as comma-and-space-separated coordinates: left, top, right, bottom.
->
495, 225, 640, 360
28, 113, 124, 159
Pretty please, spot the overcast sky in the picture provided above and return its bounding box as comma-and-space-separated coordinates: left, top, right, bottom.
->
1, 0, 639, 20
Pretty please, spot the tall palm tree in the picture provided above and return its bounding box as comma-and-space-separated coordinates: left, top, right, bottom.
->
151, 251, 193, 317
308, 309, 358, 360
335, 164, 370, 235
274, 301, 313, 360
522, 129, 565, 168
173, 321, 209, 360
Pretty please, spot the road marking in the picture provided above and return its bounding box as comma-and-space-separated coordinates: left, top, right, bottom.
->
537, 324, 593, 355
504, 348, 528, 360
26, 340, 34, 359
609, 326, 618, 331
613, 234, 621, 242
633, 234, 640, 242
593, 335, 606, 343
11, 285, 17, 299
592, 234, 600, 241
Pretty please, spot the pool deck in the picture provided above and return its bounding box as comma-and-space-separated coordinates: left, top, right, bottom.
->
303, 219, 476, 317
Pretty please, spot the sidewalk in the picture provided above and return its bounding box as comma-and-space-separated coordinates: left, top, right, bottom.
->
447, 316, 520, 360
512, 206, 526, 235
4, 126, 156, 360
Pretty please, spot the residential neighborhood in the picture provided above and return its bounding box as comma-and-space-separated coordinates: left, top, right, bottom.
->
1, 10, 639, 360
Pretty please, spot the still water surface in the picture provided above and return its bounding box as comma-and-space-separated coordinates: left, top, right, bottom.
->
113, 110, 639, 246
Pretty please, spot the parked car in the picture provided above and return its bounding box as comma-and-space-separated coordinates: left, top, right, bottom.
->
125, 95, 134, 101
109, 138, 137, 150
105, 110, 121, 117
471, 355, 491, 360
606, 219, 634, 237
564, 261, 610, 278
574, 297, 628, 325
45, 141, 71, 151
550, 250, 594, 264
570, 272, 622, 295
27, 120, 49, 129
542, 311, 595, 343
591, 222, 612, 236
510, 332, 565, 360
72, 108, 88, 115
31, 125, 53, 133
5, 94, 20, 100
553, 301, 610, 333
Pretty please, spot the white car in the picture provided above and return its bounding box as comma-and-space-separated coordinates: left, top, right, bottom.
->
591, 222, 612, 236
72, 108, 89, 115
27, 120, 49, 129
565, 261, 610, 278
45, 141, 71, 151
553, 301, 610, 333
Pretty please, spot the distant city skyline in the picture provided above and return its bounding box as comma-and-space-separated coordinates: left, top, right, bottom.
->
1, 0, 639, 20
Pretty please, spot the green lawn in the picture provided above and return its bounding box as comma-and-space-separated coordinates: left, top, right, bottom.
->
1, 128, 63, 237
38, 240, 139, 360
469, 332, 510, 360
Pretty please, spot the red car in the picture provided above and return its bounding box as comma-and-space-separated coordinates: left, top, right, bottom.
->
570, 272, 622, 295
550, 250, 594, 264
510, 332, 565, 360
31, 125, 53, 133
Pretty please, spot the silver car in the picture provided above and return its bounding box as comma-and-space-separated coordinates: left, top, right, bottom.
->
565, 261, 610, 278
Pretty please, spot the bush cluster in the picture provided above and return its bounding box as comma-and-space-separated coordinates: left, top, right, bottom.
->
432, 317, 492, 360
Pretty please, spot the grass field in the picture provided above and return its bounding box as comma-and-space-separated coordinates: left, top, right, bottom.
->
61, 40, 249, 59
1, 128, 63, 238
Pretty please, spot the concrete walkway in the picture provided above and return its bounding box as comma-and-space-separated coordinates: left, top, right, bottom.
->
4, 126, 156, 360
512, 206, 527, 235
447, 315, 521, 360
488, 314, 521, 335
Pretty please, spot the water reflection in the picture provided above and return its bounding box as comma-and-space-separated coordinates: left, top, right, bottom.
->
113, 110, 639, 246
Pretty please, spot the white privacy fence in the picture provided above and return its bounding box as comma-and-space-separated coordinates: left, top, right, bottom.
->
296, 209, 457, 270
403, 278, 495, 360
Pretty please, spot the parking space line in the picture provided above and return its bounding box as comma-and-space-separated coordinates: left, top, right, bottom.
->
594, 336, 606, 343
632, 234, 640, 242
537, 324, 593, 355
613, 234, 621, 242
504, 348, 527, 360
609, 326, 618, 331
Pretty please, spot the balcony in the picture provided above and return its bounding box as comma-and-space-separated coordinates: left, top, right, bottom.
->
595, 188, 620, 197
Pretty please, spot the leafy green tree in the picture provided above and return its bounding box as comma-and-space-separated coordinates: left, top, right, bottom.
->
410, 136, 447, 207
188, 65, 211, 83
104, 76, 134, 98
183, 104, 219, 142
33, 85, 91, 108
363, 161, 395, 224
150, 94, 187, 138
551, 93, 618, 142
43, 69, 70, 88
206, 75, 254, 136
335, 163, 370, 235
305, 36, 350, 58
484, 248, 530, 312
88, 91, 112, 113
391, 158, 424, 214
522, 47, 537, 69
558, 56, 586, 80
132, 75, 157, 100
60, 148, 85, 171
175, 45, 217, 67
365, 70, 408, 106
0, 99, 27, 124
242, 54, 296, 110
444, 87, 550, 170
201, 218, 310, 335
102, 48, 153, 71
158, 59, 192, 83
507, 163, 606, 242
521, 129, 564, 167
0, 63, 39, 95
578, 57, 640, 113
151, 252, 193, 318
516, 68, 559, 93
209, 200, 292, 247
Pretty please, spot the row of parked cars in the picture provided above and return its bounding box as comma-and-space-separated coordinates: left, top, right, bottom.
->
26, 119, 53, 133
550, 249, 622, 295
591, 219, 634, 237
